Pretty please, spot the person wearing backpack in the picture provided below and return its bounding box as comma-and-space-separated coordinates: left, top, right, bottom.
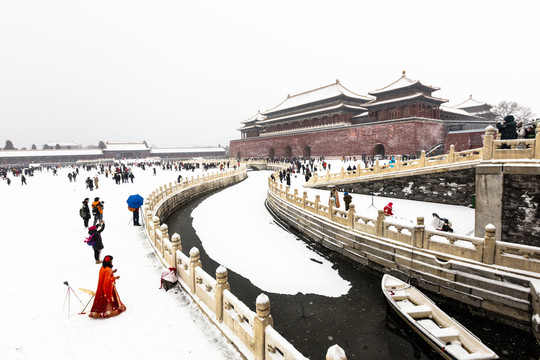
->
92, 197, 104, 226
80, 198, 91, 227
86, 222, 106, 264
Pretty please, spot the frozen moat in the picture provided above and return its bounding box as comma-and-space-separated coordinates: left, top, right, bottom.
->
166, 170, 540, 360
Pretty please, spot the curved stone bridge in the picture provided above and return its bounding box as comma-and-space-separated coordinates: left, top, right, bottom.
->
306, 125, 540, 247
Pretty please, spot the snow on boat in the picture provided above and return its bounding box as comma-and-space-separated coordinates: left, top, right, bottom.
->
382, 274, 498, 360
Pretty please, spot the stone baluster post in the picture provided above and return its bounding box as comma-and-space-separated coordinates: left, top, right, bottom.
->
152, 216, 160, 243
482, 223, 496, 265
189, 247, 202, 294
419, 150, 426, 168
294, 188, 298, 203
279, 184, 283, 199
348, 204, 356, 229
303, 191, 308, 209
482, 126, 496, 160
448, 145, 455, 164
171, 233, 182, 268
215, 265, 230, 323
340, 166, 345, 179
160, 223, 169, 256
326, 344, 347, 360
328, 198, 335, 221
253, 294, 273, 360
374, 160, 380, 173
396, 155, 402, 171
413, 217, 425, 248
535, 123, 540, 159
142, 205, 150, 226
315, 195, 320, 214
326, 169, 331, 181
376, 210, 385, 237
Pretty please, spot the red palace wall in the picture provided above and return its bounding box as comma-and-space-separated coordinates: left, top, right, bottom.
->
444, 131, 485, 153
230, 120, 445, 159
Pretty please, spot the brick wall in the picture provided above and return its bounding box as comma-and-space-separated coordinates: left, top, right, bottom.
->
445, 131, 484, 152
230, 120, 445, 159
503, 173, 540, 246
337, 168, 476, 206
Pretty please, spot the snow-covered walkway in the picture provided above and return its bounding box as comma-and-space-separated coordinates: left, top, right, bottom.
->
0, 166, 243, 360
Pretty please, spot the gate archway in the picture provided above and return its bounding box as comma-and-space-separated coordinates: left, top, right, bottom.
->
284, 146, 292, 159
303, 146, 311, 160
373, 144, 385, 157
269, 148, 275, 159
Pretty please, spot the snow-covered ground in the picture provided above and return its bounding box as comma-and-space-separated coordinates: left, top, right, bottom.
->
0, 160, 475, 359
0, 165, 243, 360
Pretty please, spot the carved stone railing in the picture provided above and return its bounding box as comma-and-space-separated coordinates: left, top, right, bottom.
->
141, 167, 347, 360
268, 175, 540, 274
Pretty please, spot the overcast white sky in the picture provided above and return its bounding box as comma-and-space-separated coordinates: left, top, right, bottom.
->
1, 0, 538, 149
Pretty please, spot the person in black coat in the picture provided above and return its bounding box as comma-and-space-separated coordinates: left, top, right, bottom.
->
81, 198, 91, 227
88, 222, 106, 264
496, 115, 518, 149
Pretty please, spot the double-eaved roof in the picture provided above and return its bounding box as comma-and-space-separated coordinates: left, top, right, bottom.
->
263, 80, 372, 116
368, 71, 440, 96
452, 95, 492, 110
364, 71, 448, 108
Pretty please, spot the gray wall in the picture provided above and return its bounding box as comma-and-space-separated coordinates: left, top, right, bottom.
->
503, 172, 540, 246
338, 168, 476, 206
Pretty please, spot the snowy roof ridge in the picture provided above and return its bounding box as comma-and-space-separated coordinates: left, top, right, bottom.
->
452, 94, 489, 109
241, 110, 267, 124
104, 142, 149, 151
263, 80, 371, 115
440, 105, 482, 118
364, 93, 448, 107
368, 70, 440, 95
150, 147, 225, 154
259, 103, 366, 124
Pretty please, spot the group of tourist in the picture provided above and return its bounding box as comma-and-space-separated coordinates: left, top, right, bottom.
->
79, 193, 126, 319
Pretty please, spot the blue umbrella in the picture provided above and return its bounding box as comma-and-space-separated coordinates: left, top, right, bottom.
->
127, 194, 144, 210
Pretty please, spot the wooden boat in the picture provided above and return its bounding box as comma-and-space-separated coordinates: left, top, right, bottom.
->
382, 274, 498, 360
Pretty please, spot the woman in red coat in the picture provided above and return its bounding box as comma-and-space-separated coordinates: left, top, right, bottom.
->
89, 255, 126, 318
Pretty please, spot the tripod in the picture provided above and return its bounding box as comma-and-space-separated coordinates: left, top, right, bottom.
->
62, 281, 84, 318
367, 183, 376, 210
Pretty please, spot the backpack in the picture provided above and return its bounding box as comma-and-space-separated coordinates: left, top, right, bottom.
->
80, 207, 85, 218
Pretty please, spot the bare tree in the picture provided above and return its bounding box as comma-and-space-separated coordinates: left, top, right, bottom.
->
491, 101, 535, 123
31, 144, 37, 150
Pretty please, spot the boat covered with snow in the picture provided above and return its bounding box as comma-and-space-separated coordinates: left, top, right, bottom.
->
382, 274, 498, 360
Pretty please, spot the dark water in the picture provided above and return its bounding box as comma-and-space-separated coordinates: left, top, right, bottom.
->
165, 175, 540, 360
